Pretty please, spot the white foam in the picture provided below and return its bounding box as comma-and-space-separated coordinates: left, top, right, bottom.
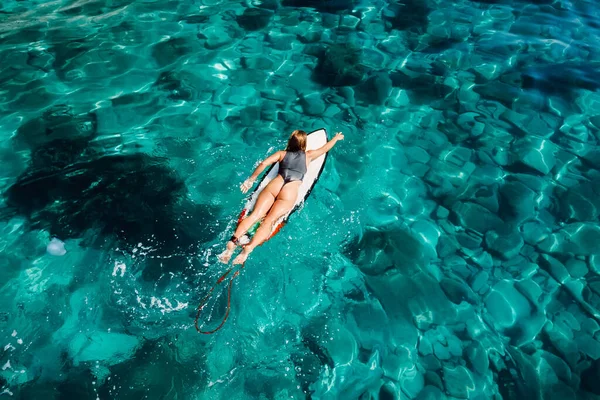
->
112, 262, 126, 277
46, 238, 66, 256
149, 297, 188, 315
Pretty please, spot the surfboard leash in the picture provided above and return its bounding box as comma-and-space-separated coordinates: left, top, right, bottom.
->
194, 262, 246, 334
194, 218, 284, 334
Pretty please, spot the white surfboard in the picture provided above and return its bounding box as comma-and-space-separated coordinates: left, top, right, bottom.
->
236, 128, 329, 244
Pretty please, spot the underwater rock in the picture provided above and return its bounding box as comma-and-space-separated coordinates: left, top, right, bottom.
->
484, 230, 524, 260
251, 0, 279, 9
443, 365, 474, 399
537, 223, 600, 256
240, 105, 261, 126
378, 382, 399, 400
152, 37, 200, 67
473, 81, 520, 107
521, 61, 600, 97
49, 35, 91, 81
355, 73, 393, 105
539, 254, 570, 283
420, 326, 463, 362
440, 277, 477, 305
470, 270, 490, 295
389, 71, 447, 104
582, 358, 600, 395
509, 136, 556, 175
70, 331, 140, 365
498, 180, 536, 223
378, 35, 408, 55
382, 346, 424, 396
344, 224, 429, 277
565, 258, 588, 279
312, 43, 368, 87
424, 160, 474, 196
383, 0, 430, 31
340, 15, 360, 30
402, 366, 425, 398
411, 219, 440, 259
237, 7, 272, 31
575, 334, 600, 360
299, 93, 326, 116
465, 341, 489, 375
451, 201, 504, 234
415, 386, 446, 400
558, 178, 600, 222
485, 280, 531, 330
437, 235, 460, 258
15, 105, 97, 149
179, 14, 210, 24
297, 25, 323, 43
281, 0, 356, 12
153, 70, 215, 102
201, 25, 235, 50
469, 185, 500, 214
266, 31, 295, 50
456, 111, 486, 137
406, 146, 432, 165
436, 206, 449, 220
387, 88, 411, 108
467, 249, 494, 271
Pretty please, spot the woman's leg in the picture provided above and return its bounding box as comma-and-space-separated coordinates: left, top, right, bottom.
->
232, 182, 300, 265
218, 176, 284, 263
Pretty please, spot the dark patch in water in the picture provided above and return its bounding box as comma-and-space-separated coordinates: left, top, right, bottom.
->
389, 71, 447, 104
520, 61, 600, 97
4, 145, 219, 256
151, 37, 197, 68
237, 8, 273, 31
384, 0, 430, 32
282, 0, 355, 13
379, 384, 395, 400
582, 359, 600, 395
15, 104, 97, 149
153, 70, 213, 101
97, 339, 205, 399
50, 36, 91, 80
179, 14, 210, 24
312, 43, 368, 87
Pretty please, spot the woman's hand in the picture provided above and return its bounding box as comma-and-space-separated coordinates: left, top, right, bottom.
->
334, 132, 344, 141
240, 178, 255, 193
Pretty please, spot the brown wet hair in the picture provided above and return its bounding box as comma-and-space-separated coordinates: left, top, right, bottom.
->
286, 130, 307, 152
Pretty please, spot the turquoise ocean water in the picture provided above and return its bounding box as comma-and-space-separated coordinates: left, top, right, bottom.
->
1, 0, 600, 398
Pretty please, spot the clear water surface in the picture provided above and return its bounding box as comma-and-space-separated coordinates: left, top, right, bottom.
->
1, 0, 600, 399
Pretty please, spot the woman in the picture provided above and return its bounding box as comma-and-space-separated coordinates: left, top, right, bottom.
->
218, 129, 344, 265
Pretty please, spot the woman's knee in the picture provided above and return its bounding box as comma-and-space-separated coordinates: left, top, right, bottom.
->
247, 210, 265, 222
263, 214, 283, 228
264, 209, 290, 227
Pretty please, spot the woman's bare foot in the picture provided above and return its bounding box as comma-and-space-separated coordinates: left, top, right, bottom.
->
217, 241, 236, 264
232, 247, 252, 265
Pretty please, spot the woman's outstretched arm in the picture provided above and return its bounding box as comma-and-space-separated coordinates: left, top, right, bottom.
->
240, 151, 285, 193
307, 132, 344, 162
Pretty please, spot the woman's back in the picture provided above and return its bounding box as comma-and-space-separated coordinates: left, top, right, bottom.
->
279, 151, 307, 183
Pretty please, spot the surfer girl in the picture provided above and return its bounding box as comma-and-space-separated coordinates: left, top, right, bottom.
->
218, 129, 344, 265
